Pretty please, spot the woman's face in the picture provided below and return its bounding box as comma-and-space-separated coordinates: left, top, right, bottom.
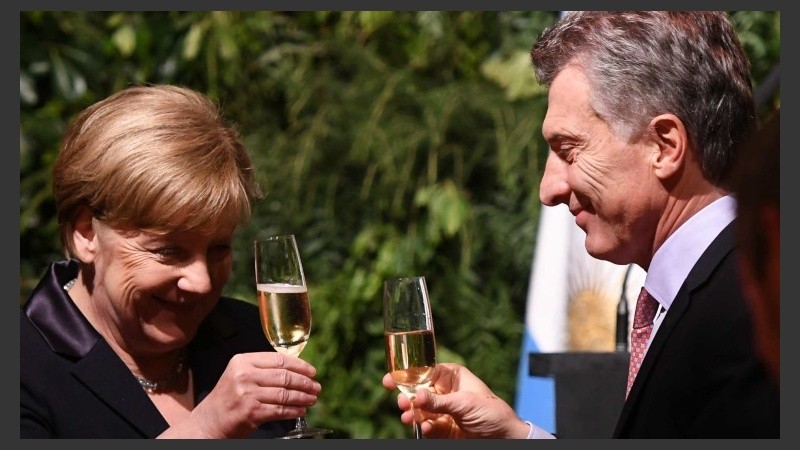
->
85, 219, 235, 357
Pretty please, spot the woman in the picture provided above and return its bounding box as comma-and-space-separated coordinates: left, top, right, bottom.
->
20, 85, 322, 438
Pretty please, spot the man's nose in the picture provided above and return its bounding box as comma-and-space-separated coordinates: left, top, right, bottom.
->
539, 153, 571, 207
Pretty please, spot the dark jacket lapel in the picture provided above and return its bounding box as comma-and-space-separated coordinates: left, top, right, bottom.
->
24, 259, 169, 437
613, 221, 737, 437
71, 340, 169, 437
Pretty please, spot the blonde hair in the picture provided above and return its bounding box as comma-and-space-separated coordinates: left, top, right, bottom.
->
53, 84, 262, 257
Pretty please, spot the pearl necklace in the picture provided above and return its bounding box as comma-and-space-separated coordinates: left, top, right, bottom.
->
63, 278, 77, 291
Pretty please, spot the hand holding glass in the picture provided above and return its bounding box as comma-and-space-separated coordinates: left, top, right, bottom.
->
383, 276, 437, 439
254, 234, 331, 439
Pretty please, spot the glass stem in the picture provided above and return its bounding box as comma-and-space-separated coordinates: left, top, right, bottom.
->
409, 395, 423, 439
296, 416, 308, 430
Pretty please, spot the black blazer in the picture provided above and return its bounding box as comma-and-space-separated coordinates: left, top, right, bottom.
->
613, 221, 779, 438
20, 259, 295, 438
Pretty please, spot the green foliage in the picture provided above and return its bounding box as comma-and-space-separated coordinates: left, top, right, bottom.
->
20, 11, 779, 438
730, 11, 781, 117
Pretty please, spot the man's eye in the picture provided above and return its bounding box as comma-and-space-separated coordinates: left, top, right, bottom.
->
554, 146, 573, 162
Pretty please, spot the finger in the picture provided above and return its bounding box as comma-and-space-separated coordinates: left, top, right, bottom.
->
408, 395, 438, 423
413, 388, 432, 408
400, 409, 415, 426
382, 372, 397, 390
251, 386, 319, 407
252, 352, 317, 377
397, 392, 409, 407
414, 388, 455, 415
420, 419, 436, 437
421, 417, 451, 439
253, 369, 322, 395
254, 402, 309, 422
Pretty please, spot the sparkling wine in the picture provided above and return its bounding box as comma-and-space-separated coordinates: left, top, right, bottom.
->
385, 330, 437, 397
258, 283, 312, 357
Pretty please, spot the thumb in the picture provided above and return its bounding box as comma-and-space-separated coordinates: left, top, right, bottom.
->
416, 388, 462, 415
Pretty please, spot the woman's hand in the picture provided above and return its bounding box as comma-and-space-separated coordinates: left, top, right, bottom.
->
166, 352, 321, 438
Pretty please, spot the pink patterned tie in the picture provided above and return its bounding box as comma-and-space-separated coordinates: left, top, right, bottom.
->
626, 287, 659, 398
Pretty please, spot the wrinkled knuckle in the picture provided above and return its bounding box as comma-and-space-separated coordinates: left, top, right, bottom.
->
229, 353, 246, 367
280, 370, 292, 388
273, 352, 288, 368
279, 387, 292, 405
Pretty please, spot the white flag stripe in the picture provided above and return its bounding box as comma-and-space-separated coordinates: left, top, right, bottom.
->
525, 204, 572, 350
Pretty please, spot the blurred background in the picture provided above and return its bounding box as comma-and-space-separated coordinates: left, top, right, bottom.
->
20, 11, 780, 438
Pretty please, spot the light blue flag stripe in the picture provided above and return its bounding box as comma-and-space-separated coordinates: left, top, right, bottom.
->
515, 330, 555, 433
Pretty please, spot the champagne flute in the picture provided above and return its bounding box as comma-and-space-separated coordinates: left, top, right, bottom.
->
254, 234, 332, 439
383, 276, 437, 439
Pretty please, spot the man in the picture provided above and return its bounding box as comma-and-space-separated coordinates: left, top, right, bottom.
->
382, 11, 779, 438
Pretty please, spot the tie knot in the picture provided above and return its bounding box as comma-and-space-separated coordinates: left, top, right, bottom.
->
633, 287, 659, 329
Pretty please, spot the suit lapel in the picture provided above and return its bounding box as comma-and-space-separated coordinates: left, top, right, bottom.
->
71, 340, 169, 437
613, 221, 737, 437
25, 260, 170, 437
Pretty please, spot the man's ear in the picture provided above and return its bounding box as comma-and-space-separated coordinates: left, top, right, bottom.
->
72, 206, 98, 263
648, 113, 688, 180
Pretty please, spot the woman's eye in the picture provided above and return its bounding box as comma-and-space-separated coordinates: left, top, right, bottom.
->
155, 247, 182, 258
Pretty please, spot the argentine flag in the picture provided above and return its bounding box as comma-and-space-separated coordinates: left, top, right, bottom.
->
514, 204, 645, 433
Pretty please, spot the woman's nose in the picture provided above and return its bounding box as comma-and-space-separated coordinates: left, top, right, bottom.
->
177, 257, 213, 294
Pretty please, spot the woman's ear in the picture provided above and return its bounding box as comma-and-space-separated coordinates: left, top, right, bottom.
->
72, 206, 98, 263
648, 113, 688, 180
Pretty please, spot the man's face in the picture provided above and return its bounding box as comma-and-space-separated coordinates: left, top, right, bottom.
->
539, 64, 659, 265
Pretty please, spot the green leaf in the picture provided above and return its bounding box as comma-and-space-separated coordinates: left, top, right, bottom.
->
183, 22, 205, 60
50, 49, 86, 100
217, 29, 239, 61
481, 50, 547, 100
357, 11, 394, 34
112, 24, 136, 57
20, 72, 38, 105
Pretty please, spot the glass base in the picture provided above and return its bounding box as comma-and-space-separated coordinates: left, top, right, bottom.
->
279, 427, 333, 439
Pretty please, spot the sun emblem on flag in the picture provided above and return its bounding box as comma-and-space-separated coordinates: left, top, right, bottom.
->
564, 237, 626, 352
567, 283, 616, 351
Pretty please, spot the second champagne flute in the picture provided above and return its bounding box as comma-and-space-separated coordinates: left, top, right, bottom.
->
254, 234, 332, 439
383, 276, 437, 439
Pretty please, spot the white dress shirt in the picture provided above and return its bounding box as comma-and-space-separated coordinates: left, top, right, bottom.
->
644, 195, 737, 348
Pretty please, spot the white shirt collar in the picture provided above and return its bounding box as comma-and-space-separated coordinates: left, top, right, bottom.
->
644, 195, 737, 310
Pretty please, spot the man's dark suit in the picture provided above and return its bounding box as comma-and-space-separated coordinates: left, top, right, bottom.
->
21, 259, 295, 438
613, 222, 779, 438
